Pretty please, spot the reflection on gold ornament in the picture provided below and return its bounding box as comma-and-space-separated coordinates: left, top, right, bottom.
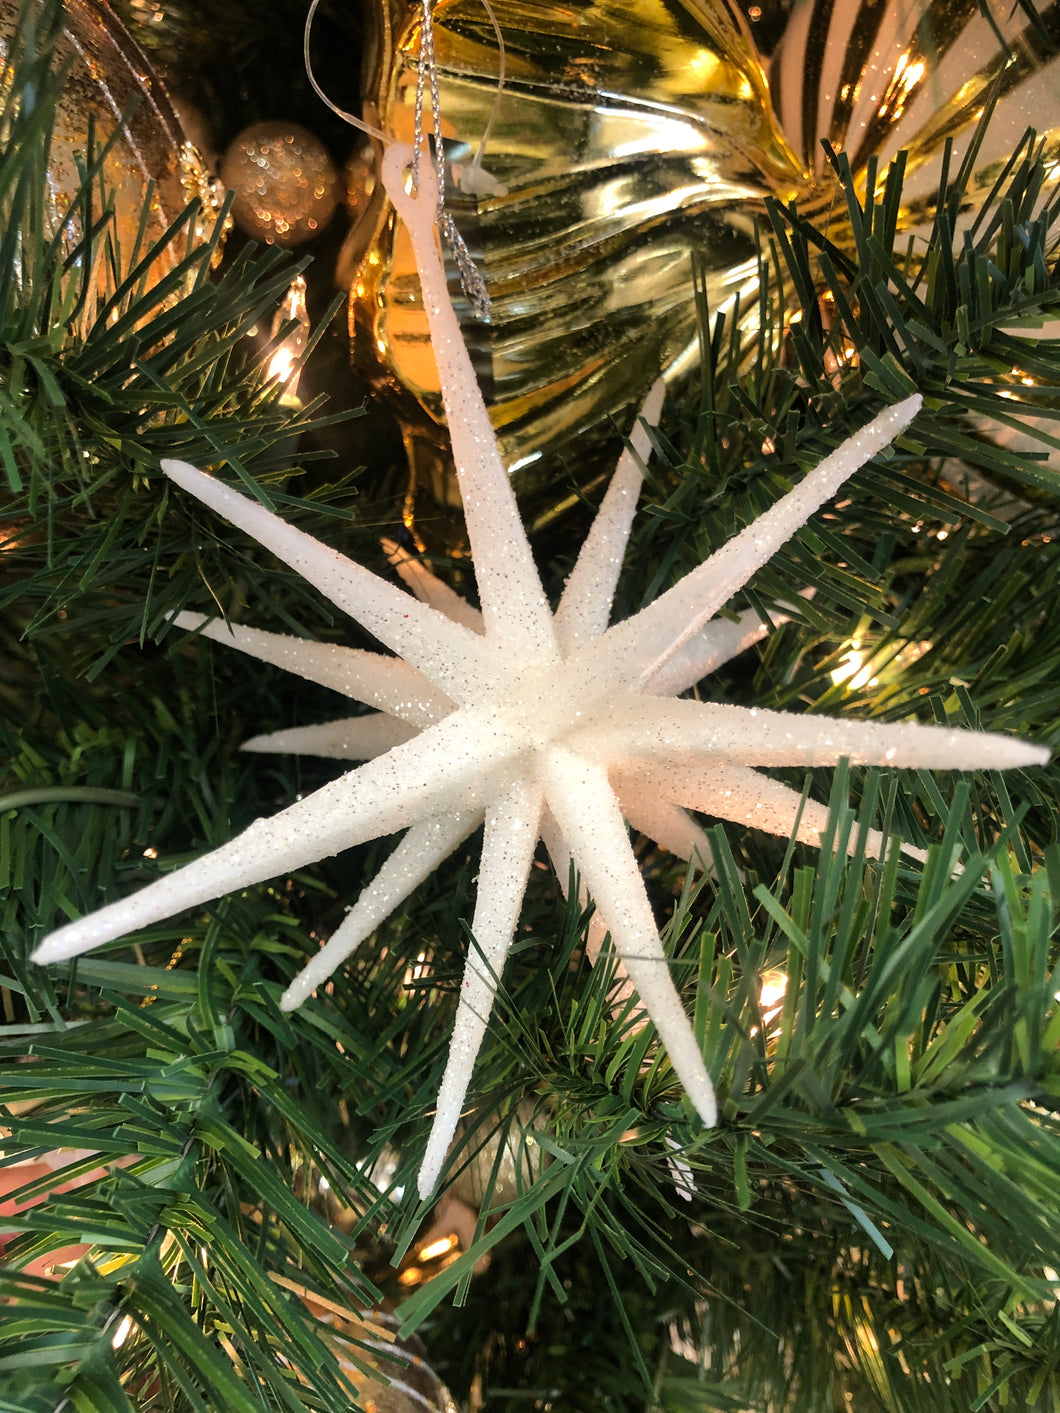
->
0, 0, 222, 305
273, 1279, 458, 1413
220, 120, 339, 246
344, 0, 799, 525
770, 0, 1060, 231
343, 0, 1060, 526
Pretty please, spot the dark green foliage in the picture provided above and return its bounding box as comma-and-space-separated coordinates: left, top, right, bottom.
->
2, 1, 1060, 1410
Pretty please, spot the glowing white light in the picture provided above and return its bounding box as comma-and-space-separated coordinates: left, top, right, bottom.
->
831, 647, 877, 691
759, 970, 788, 1015
111, 1315, 135, 1349
266, 274, 310, 403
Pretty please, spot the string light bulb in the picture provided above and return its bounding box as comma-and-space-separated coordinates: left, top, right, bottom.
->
831, 640, 877, 690
759, 970, 788, 1016
266, 274, 311, 406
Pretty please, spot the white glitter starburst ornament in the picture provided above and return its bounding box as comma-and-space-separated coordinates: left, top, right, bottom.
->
33, 140, 1048, 1199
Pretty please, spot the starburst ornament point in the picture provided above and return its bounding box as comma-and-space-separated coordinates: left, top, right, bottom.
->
33, 143, 1049, 1200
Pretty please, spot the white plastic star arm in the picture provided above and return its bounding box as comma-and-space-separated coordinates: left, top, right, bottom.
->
616, 788, 715, 870
381, 143, 559, 667
538, 810, 638, 1009
418, 777, 544, 1197
280, 808, 484, 1012
240, 715, 417, 761
554, 378, 666, 653
174, 612, 451, 727
579, 697, 1050, 772
539, 747, 718, 1129
32, 706, 525, 964
578, 396, 923, 694
615, 759, 926, 863
162, 460, 506, 707
642, 604, 790, 699
383, 539, 486, 636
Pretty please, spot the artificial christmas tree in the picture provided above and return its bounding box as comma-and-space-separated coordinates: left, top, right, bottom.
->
2, 3, 1059, 1411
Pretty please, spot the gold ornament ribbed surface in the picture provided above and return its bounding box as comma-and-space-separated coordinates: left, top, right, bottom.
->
343, 0, 1060, 519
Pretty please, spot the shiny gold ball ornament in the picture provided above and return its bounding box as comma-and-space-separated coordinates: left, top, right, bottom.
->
343, 0, 1060, 519
221, 121, 339, 246
0, 0, 220, 300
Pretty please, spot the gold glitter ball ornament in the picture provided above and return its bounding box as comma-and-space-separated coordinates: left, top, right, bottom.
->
220, 120, 339, 246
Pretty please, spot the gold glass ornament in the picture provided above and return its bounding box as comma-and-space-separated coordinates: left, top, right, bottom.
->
343, 0, 800, 529
768, 0, 1060, 474
220, 120, 339, 246
393, 1097, 551, 1285
769, 0, 1060, 236
443, 1096, 549, 1212
0, 0, 220, 299
343, 0, 1060, 527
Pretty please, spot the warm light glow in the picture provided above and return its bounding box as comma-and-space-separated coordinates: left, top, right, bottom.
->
759, 970, 788, 1015
399, 1240, 462, 1287
418, 1233, 458, 1262
751, 969, 788, 1038
831, 646, 877, 691
403, 950, 431, 988
111, 1315, 135, 1349
266, 274, 310, 402
142, 847, 158, 859
831, 637, 933, 691
267, 346, 296, 385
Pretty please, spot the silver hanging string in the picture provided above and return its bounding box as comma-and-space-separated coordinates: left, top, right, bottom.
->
306, 0, 494, 320
414, 0, 492, 321
411, 0, 429, 192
